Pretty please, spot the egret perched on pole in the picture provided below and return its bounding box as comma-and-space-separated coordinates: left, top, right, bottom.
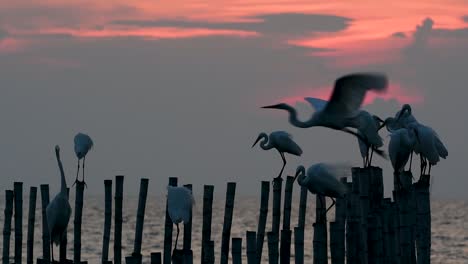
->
262, 72, 388, 158
73, 133, 94, 187
252, 131, 303, 179
293, 163, 348, 217
46, 146, 72, 262
167, 186, 194, 250
357, 114, 384, 167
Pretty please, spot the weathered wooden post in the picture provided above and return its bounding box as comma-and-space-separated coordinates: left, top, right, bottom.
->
396, 171, 413, 264
329, 222, 340, 264
221, 182, 236, 264
201, 185, 214, 264
102, 180, 113, 264
183, 184, 193, 264
114, 175, 124, 264
297, 186, 308, 229
232, 238, 242, 264
59, 188, 71, 264
39, 184, 50, 263
163, 177, 178, 264
256, 181, 270, 264
280, 176, 294, 264
345, 182, 359, 264
267, 232, 278, 264
247, 231, 257, 264
26, 187, 37, 264
14, 182, 23, 264
356, 168, 369, 264
150, 253, 161, 264
3, 190, 14, 264
271, 177, 282, 264
381, 198, 393, 264
313, 195, 327, 264
293, 227, 304, 264
415, 174, 430, 264
391, 199, 401, 264
74, 181, 86, 264
331, 177, 347, 264
367, 215, 379, 263
203, 240, 215, 264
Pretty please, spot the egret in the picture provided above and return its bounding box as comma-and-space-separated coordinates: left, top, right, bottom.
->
262, 73, 388, 158
293, 163, 348, 216
46, 146, 72, 262
74, 133, 94, 187
357, 114, 384, 167
252, 131, 303, 179
167, 186, 194, 249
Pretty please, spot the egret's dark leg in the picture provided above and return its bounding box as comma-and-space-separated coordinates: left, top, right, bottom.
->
275, 152, 287, 179
369, 148, 374, 167
174, 223, 180, 249
73, 159, 80, 187
325, 197, 336, 213
82, 156, 87, 188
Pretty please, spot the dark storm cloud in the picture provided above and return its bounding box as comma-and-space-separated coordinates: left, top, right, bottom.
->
112, 13, 352, 36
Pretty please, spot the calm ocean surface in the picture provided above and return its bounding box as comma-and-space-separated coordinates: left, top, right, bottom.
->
0, 195, 467, 263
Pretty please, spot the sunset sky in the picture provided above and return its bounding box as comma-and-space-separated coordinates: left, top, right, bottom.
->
1, 1, 467, 198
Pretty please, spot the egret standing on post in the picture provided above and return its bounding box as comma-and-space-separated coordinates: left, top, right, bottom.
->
293, 163, 348, 216
262, 73, 388, 158
252, 131, 303, 179
167, 186, 194, 250
46, 145, 72, 262
73, 133, 94, 187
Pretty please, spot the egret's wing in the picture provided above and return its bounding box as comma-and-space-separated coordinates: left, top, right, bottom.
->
325, 73, 388, 116
304, 97, 328, 112
274, 131, 303, 155
434, 136, 448, 158
311, 163, 349, 197
272, 131, 293, 139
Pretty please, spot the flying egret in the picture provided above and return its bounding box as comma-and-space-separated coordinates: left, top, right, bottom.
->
357, 114, 384, 167
252, 131, 303, 179
262, 73, 388, 158
167, 186, 194, 249
46, 145, 72, 262
74, 133, 94, 187
293, 163, 348, 216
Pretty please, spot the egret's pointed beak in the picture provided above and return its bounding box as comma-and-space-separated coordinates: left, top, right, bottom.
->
261, 103, 288, 110
252, 136, 262, 148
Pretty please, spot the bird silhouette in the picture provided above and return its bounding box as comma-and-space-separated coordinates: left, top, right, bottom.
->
73, 133, 94, 187
357, 113, 384, 167
46, 146, 72, 262
252, 131, 303, 179
167, 186, 194, 249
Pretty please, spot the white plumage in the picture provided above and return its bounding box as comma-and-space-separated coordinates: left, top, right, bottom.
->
73, 133, 94, 186
46, 146, 72, 262
167, 186, 194, 249
252, 131, 303, 179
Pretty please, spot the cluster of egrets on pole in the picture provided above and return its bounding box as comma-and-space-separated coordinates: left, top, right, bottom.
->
252, 72, 447, 215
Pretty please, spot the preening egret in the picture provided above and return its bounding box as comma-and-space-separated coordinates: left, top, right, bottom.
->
74, 133, 94, 187
293, 163, 348, 216
357, 113, 384, 167
262, 73, 388, 158
252, 131, 303, 179
46, 146, 72, 262
167, 186, 194, 249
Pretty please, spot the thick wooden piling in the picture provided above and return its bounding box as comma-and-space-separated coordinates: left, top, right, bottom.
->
391, 199, 401, 264
114, 175, 124, 264
345, 183, 359, 264
102, 180, 113, 264
297, 186, 308, 229
271, 177, 282, 264
267, 232, 278, 264
293, 227, 304, 264
221, 182, 237, 264
26, 187, 37, 264
203, 240, 215, 264
332, 178, 347, 264
247, 231, 257, 264
201, 185, 214, 264
128, 178, 149, 264
14, 182, 23, 264
280, 176, 294, 264
256, 181, 270, 264
74, 181, 86, 264
150, 253, 161, 264
183, 184, 193, 264
163, 177, 178, 264
329, 222, 341, 264
313, 195, 327, 264
40, 184, 50, 263
59, 188, 71, 263
381, 199, 392, 264
3, 190, 14, 264
396, 171, 413, 264
279, 230, 291, 264
415, 174, 431, 264
232, 238, 242, 264
356, 168, 370, 264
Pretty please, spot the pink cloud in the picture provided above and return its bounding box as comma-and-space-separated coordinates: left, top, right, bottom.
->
0, 38, 27, 53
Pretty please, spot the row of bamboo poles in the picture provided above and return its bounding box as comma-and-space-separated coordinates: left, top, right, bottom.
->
2, 166, 431, 264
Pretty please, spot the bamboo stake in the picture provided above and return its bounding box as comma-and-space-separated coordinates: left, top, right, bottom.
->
297, 186, 308, 230
163, 177, 177, 264
74, 181, 85, 264
232, 238, 242, 264
271, 177, 282, 263
59, 188, 70, 263
415, 174, 430, 264
203, 240, 215, 264
150, 253, 161, 264
183, 184, 193, 264
134, 178, 149, 258
345, 184, 359, 264
256, 181, 270, 264
114, 175, 124, 264
279, 230, 291, 264
267, 232, 278, 264
102, 180, 112, 264
293, 227, 304, 264
14, 182, 23, 264
40, 184, 50, 263
2, 190, 14, 264
313, 195, 327, 264
201, 185, 214, 264
221, 182, 237, 264
26, 187, 37, 264
280, 176, 294, 264
329, 222, 339, 264
246, 231, 257, 264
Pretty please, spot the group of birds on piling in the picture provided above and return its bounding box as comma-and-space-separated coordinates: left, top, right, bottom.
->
253, 72, 448, 214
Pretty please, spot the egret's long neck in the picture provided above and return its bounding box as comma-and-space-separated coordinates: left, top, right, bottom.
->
56, 153, 67, 194
282, 105, 317, 128
258, 133, 273, 150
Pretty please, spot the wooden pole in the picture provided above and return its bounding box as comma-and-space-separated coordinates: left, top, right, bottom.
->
102, 180, 113, 264
201, 185, 214, 264
232, 238, 242, 264
345, 183, 359, 264
59, 188, 70, 263
114, 175, 124, 264
333, 177, 347, 264
297, 186, 308, 229
271, 177, 282, 263
183, 184, 193, 264
163, 177, 177, 264
280, 176, 294, 264
381, 198, 392, 264
132, 178, 149, 261
256, 181, 270, 264
396, 171, 413, 264
313, 195, 327, 264
220, 182, 237, 264
150, 253, 161, 264
74, 181, 85, 264
26, 187, 37, 264
203, 240, 215, 264
356, 168, 370, 264
293, 227, 304, 264
246, 231, 257, 264
329, 222, 340, 264
279, 230, 291, 264
391, 199, 401, 264
267, 232, 278, 264
367, 215, 378, 263
14, 182, 23, 264
415, 174, 430, 264
40, 184, 50, 263
2, 190, 14, 264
